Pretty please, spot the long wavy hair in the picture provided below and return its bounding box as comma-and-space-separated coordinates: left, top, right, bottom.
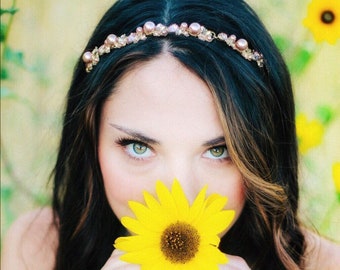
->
52, 0, 305, 269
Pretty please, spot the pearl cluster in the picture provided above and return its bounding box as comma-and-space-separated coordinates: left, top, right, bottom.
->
82, 21, 264, 72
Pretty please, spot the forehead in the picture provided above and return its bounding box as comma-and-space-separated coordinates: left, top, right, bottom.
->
102, 54, 223, 140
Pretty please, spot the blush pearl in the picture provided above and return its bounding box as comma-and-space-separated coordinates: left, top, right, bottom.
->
180, 22, 188, 30
168, 24, 179, 33
143, 21, 155, 35
127, 33, 137, 44
229, 35, 237, 42
106, 34, 117, 45
82, 52, 92, 63
188, 22, 201, 36
136, 27, 143, 34
235, 39, 248, 51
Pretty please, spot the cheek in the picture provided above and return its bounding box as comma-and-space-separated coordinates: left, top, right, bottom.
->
99, 142, 246, 227
206, 166, 246, 234
219, 183, 246, 237
206, 165, 245, 209
99, 149, 146, 220
225, 178, 246, 212
226, 181, 246, 225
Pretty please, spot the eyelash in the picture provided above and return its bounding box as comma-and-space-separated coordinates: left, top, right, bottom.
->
116, 137, 144, 147
115, 137, 153, 161
203, 145, 229, 162
115, 137, 229, 162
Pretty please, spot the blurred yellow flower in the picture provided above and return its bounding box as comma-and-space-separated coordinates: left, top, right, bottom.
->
303, 0, 340, 44
114, 179, 235, 269
333, 162, 340, 195
296, 113, 324, 154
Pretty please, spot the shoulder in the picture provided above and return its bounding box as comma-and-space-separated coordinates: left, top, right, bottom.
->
304, 229, 340, 270
1, 207, 58, 270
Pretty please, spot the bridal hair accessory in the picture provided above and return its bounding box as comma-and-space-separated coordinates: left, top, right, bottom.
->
82, 21, 264, 72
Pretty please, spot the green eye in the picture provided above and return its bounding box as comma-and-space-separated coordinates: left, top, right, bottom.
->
202, 145, 229, 160
132, 143, 147, 155
209, 146, 226, 157
118, 139, 154, 160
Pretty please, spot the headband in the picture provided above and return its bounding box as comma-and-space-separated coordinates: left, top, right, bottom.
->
82, 21, 264, 73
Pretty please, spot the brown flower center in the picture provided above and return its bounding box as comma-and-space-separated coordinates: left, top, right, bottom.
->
160, 222, 200, 264
321, 10, 335, 24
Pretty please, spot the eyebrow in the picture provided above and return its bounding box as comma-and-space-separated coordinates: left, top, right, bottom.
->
109, 123, 160, 145
110, 123, 225, 147
202, 136, 226, 147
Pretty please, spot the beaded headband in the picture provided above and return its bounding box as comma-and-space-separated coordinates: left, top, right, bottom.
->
82, 21, 264, 73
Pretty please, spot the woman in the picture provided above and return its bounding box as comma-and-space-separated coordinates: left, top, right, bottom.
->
2, 0, 339, 269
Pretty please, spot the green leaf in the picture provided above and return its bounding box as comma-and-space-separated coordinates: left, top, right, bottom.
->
0, 8, 19, 16
1, 185, 14, 201
4, 46, 25, 67
1, 185, 15, 231
0, 21, 7, 42
289, 46, 314, 75
273, 35, 290, 53
0, 87, 17, 99
1, 67, 9, 79
316, 105, 334, 125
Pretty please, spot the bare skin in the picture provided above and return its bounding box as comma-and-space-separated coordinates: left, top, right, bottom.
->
2, 56, 340, 269
2, 208, 340, 269
98, 55, 245, 232
1, 208, 251, 270
1, 208, 58, 270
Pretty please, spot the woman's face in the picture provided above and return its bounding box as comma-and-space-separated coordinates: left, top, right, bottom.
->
98, 54, 245, 235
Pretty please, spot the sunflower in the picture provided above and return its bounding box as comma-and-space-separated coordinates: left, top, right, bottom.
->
303, 0, 340, 44
114, 179, 235, 269
296, 113, 324, 155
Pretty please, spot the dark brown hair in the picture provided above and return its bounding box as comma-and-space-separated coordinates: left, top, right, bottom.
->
52, 0, 305, 269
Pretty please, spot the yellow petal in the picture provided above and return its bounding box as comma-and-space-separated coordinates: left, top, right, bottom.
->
200, 245, 228, 264
204, 194, 228, 215
303, 0, 340, 44
188, 185, 207, 221
172, 179, 190, 218
143, 190, 161, 210
119, 247, 162, 264
156, 181, 177, 215
114, 235, 158, 251
117, 179, 235, 268
199, 210, 235, 235
129, 200, 168, 228
184, 245, 227, 269
121, 216, 155, 235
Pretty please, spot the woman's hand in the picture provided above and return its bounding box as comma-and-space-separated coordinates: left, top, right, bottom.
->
101, 250, 251, 270
101, 249, 140, 270
223, 254, 251, 270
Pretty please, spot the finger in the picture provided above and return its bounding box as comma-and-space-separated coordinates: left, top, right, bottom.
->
220, 254, 251, 270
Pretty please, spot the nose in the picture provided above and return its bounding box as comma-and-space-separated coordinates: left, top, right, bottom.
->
161, 156, 199, 204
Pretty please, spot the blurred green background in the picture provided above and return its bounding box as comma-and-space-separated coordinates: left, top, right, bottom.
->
1, 0, 339, 245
